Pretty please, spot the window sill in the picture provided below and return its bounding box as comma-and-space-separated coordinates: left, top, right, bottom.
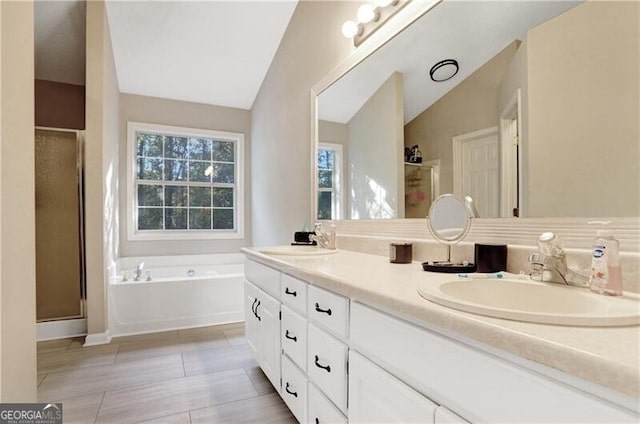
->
127, 230, 244, 242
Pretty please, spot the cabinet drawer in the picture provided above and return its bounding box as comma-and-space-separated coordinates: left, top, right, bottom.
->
349, 351, 437, 423
281, 355, 307, 424
308, 382, 347, 424
281, 305, 307, 371
281, 274, 307, 315
307, 323, 348, 413
244, 259, 280, 299
307, 285, 349, 339
350, 302, 635, 423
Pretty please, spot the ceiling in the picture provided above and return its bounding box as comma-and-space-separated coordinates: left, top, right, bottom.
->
34, 1, 298, 110
318, 1, 580, 124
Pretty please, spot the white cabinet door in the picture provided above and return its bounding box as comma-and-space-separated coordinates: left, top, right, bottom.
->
348, 351, 437, 424
244, 280, 259, 358
256, 289, 281, 392
434, 406, 469, 424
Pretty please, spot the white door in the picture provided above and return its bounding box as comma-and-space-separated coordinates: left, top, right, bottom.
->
453, 127, 499, 218
348, 351, 437, 423
256, 289, 281, 392
244, 281, 259, 358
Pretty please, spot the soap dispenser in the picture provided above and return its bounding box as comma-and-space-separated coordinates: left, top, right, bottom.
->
588, 221, 623, 296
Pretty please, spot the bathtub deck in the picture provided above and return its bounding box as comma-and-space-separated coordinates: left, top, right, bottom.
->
37, 323, 296, 424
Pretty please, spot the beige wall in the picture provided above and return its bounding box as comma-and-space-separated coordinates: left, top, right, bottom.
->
347, 72, 404, 219
251, 0, 359, 245
118, 93, 252, 257
85, 1, 119, 337
0, 0, 37, 401
318, 120, 347, 147
526, 1, 639, 217
404, 41, 519, 197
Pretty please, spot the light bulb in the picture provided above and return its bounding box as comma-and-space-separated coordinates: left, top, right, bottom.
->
357, 4, 377, 24
342, 20, 359, 38
374, 0, 393, 8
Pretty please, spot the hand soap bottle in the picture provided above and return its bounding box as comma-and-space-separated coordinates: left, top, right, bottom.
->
588, 221, 623, 296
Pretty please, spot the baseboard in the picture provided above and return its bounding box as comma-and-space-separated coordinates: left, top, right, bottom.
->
83, 330, 112, 346
36, 318, 87, 341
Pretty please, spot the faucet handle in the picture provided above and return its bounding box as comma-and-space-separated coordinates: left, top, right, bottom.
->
314, 222, 325, 235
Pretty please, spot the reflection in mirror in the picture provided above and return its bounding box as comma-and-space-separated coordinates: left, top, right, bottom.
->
315, 1, 639, 220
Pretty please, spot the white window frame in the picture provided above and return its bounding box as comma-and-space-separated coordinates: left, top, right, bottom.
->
126, 121, 245, 241
317, 142, 344, 220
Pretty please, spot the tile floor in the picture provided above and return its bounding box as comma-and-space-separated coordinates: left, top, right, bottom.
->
37, 323, 297, 424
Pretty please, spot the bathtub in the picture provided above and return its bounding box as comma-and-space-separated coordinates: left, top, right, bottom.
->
109, 253, 244, 336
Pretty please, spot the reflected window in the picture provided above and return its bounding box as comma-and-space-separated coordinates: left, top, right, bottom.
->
317, 143, 343, 220
128, 122, 244, 240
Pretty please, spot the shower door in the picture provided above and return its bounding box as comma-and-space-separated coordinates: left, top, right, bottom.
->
35, 128, 84, 321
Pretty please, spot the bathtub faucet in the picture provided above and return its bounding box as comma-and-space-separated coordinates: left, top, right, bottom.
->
133, 262, 145, 281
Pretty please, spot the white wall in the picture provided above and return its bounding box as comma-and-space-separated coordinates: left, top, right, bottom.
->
118, 94, 252, 257
85, 0, 120, 337
347, 72, 404, 219
250, 0, 359, 246
0, 0, 37, 401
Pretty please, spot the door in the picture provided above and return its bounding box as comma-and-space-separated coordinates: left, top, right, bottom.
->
348, 351, 437, 423
35, 129, 83, 320
256, 289, 281, 392
453, 127, 499, 218
244, 280, 259, 357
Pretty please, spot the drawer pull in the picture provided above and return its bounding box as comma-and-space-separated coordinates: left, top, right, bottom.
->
285, 382, 298, 398
254, 300, 261, 321
285, 287, 297, 297
285, 330, 297, 342
251, 298, 258, 315
314, 303, 332, 316
314, 355, 331, 373
315, 419, 320, 424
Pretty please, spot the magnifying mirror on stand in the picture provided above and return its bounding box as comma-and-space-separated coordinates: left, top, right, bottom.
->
423, 194, 476, 273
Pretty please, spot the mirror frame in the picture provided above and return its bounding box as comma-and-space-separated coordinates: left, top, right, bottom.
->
309, 0, 639, 252
427, 194, 471, 245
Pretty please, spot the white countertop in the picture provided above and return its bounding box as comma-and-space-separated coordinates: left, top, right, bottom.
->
242, 247, 640, 400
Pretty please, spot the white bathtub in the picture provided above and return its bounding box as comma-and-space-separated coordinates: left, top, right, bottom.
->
109, 253, 244, 336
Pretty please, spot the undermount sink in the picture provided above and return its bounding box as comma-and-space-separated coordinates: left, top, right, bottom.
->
418, 278, 640, 327
258, 245, 339, 256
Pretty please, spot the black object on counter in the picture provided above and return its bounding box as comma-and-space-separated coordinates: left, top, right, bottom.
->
474, 243, 508, 273
293, 231, 317, 246
422, 261, 475, 273
390, 243, 413, 264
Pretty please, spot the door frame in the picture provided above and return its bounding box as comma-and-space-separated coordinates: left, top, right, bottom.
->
452, 126, 498, 197
499, 89, 523, 218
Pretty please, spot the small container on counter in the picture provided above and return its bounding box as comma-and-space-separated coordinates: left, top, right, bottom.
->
390, 243, 413, 264
474, 243, 508, 273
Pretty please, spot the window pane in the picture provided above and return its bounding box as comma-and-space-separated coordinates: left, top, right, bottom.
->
213, 209, 234, 230
138, 208, 163, 230
318, 149, 334, 170
318, 192, 332, 220
138, 184, 163, 206
318, 170, 333, 189
212, 140, 235, 162
137, 158, 163, 180
213, 187, 233, 207
188, 161, 212, 183
189, 187, 211, 207
211, 163, 235, 183
165, 185, 187, 207
165, 208, 187, 230
137, 133, 163, 157
188, 138, 212, 160
164, 136, 188, 159
189, 208, 212, 229
164, 159, 188, 181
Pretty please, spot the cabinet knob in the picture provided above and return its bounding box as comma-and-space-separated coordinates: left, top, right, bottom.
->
314, 303, 332, 316
285, 382, 298, 398
285, 287, 297, 297
314, 355, 331, 373
285, 330, 297, 342
254, 300, 261, 321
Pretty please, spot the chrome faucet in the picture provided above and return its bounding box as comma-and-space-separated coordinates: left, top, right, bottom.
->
309, 223, 336, 249
133, 262, 145, 281
528, 233, 588, 286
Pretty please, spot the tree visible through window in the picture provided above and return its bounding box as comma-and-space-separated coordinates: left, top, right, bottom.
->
317, 143, 342, 220
130, 123, 244, 238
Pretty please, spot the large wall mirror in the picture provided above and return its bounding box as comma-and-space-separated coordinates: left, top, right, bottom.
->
313, 0, 639, 221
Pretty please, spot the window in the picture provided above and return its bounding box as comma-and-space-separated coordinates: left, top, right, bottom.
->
127, 122, 244, 240
317, 143, 343, 220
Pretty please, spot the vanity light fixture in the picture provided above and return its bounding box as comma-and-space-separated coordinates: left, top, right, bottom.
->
342, 0, 409, 47
429, 59, 459, 82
